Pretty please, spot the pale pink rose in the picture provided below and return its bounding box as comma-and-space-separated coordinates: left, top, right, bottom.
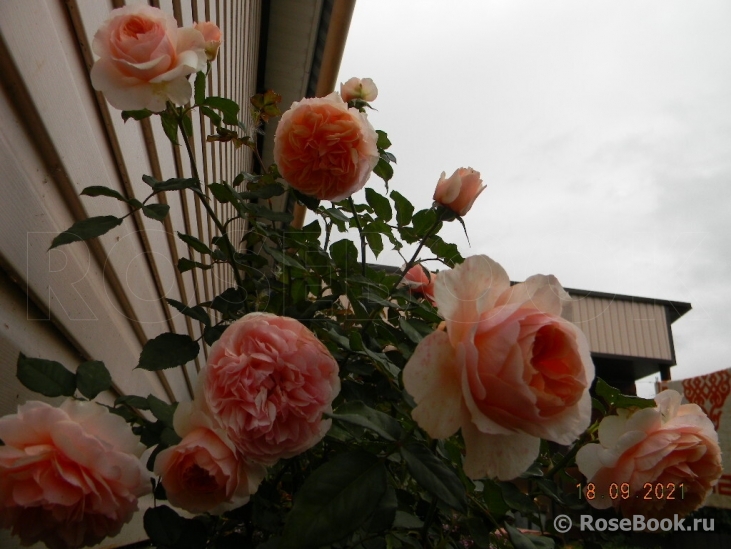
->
90, 5, 207, 111
0, 399, 150, 549
154, 398, 265, 514
202, 312, 340, 465
576, 390, 722, 519
194, 21, 222, 61
402, 264, 436, 304
433, 168, 485, 216
273, 92, 379, 201
340, 77, 378, 102
403, 255, 594, 480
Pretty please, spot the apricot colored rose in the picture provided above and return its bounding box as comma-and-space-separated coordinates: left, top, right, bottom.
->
90, 5, 206, 111
154, 398, 265, 514
433, 167, 485, 216
576, 390, 722, 519
403, 255, 594, 480
202, 313, 340, 465
194, 21, 222, 61
0, 400, 150, 549
340, 77, 378, 102
273, 92, 379, 201
402, 264, 436, 304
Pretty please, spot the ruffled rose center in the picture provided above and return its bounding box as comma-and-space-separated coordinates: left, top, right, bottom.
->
181, 461, 219, 494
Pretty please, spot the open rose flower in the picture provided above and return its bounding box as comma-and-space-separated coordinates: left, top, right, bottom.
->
0, 399, 150, 549
195, 21, 222, 61
90, 4, 207, 111
273, 92, 379, 201
340, 77, 378, 102
202, 312, 340, 465
403, 255, 594, 480
433, 167, 485, 216
402, 264, 436, 304
576, 390, 722, 519
154, 396, 265, 514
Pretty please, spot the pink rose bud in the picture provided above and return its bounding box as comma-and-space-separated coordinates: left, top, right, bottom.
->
340, 77, 378, 102
90, 5, 207, 111
576, 389, 723, 520
433, 167, 485, 216
402, 265, 436, 304
195, 21, 222, 61
273, 92, 379, 201
0, 400, 150, 549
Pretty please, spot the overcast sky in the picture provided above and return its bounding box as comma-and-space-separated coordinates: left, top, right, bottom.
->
335, 0, 731, 393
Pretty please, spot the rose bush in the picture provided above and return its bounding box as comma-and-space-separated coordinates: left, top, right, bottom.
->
576, 389, 723, 519
90, 4, 207, 111
340, 77, 378, 102
201, 313, 340, 465
404, 254, 595, 480
153, 397, 265, 514
273, 92, 379, 201
0, 400, 150, 549
433, 167, 485, 216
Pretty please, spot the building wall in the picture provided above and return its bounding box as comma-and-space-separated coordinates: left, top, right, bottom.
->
0, 1, 261, 546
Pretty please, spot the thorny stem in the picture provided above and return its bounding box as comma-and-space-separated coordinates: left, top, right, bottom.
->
545, 421, 600, 479
176, 109, 245, 291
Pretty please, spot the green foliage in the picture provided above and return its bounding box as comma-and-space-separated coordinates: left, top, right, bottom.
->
16, 354, 76, 397
75, 360, 112, 399
136, 332, 200, 371
595, 379, 656, 411
49, 215, 123, 249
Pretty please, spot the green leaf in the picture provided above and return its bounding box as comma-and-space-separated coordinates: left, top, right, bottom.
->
411, 209, 438, 236
210, 287, 246, 317
137, 333, 200, 371
499, 481, 538, 515
177, 258, 212, 272
330, 239, 358, 271
467, 517, 494, 549
365, 188, 392, 222
365, 230, 384, 258
400, 443, 468, 513
180, 113, 193, 137
365, 485, 397, 533
292, 188, 320, 210
16, 354, 76, 397
144, 506, 183, 547
373, 157, 393, 183
153, 177, 199, 192
166, 298, 211, 326
121, 109, 152, 122
141, 203, 170, 221
177, 232, 212, 255
376, 130, 392, 150
50, 216, 123, 249
280, 451, 387, 549
208, 182, 239, 204
160, 110, 179, 145
203, 96, 239, 125
596, 378, 656, 410
242, 202, 294, 223
200, 106, 222, 127
330, 401, 404, 441
194, 71, 206, 105
81, 186, 126, 201
116, 395, 150, 410
398, 318, 424, 343
481, 479, 510, 519
504, 523, 555, 549
76, 360, 112, 399
147, 394, 177, 428
239, 182, 286, 199
203, 325, 225, 345
391, 190, 414, 226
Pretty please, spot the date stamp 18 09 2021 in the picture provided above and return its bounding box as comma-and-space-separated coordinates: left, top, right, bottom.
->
577, 482, 686, 502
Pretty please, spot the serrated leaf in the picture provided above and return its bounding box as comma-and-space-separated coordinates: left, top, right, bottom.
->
391, 190, 414, 226
330, 401, 404, 441
166, 298, 211, 326
81, 186, 126, 201
176, 232, 212, 255
137, 333, 200, 371
76, 360, 112, 399
147, 394, 177, 428
376, 130, 391, 150
400, 443, 467, 513
280, 451, 387, 549
200, 106, 222, 127
203, 96, 239, 125
330, 239, 358, 271
373, 157, 393, 183
365, 188, 392, 222
596, 378, 656, 410
208, 182, 239, 204
141, 203, 170, 221
16, 354, 76, 397
50, 216, 123, 249
160, 110, 179, 145
365, 230, 383, 258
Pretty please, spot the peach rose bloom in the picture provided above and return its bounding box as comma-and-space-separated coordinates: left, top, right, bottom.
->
273, 92, 379, 201
90, 5, 207, 111
403, 255, 594, 480
194, 21, 222, 61
340, 77, 378, 102
0, 399, 150, 549
154, 397, 265, 514
576, 390, 722, 519
402, 264, 436, 304
202, 312, 340, 465
433, 168, 485, 216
